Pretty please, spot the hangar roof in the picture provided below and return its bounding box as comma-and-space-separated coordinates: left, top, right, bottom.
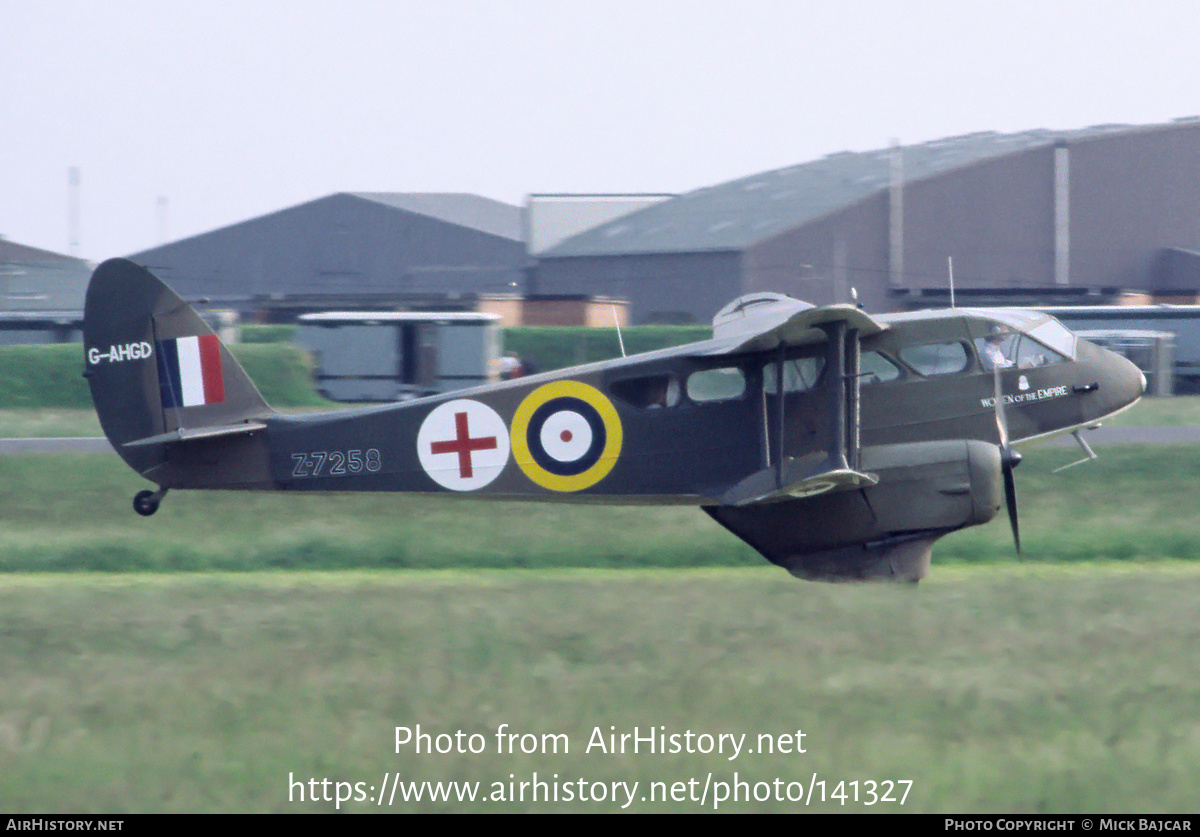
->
349, 192, 523, 241
542, 121, 1195, 258
129, 192, 524, 260
0, 237, 91, 312
0, 237, 89, 267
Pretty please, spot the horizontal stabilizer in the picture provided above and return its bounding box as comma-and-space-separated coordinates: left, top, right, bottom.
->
716, 458, 878, 506
122, 421, 267, 448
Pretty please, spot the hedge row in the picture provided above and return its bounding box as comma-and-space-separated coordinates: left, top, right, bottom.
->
0, 343, 327, 409
0, 325, 713, 409
244, 323, 713, 371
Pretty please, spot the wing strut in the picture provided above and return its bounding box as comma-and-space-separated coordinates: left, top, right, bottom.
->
774, 345, 785, 487
772, 320, 859, 486
719, 319, 875, 506
822, 318, 862, 474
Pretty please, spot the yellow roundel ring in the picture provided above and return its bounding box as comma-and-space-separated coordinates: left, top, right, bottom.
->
511, 380, 623, 492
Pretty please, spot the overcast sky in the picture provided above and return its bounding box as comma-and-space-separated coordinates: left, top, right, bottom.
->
4, 0, 1199, 262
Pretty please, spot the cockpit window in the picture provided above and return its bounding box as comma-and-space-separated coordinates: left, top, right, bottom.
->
764, 356, 824, 394
975, 325, 1068, 370
976, 329, 1019, 370
610, 374, 680, 409
686, 366, 746, 402
899, 342, 970, 376
969, 310, 1077, 360
1013, 336, 1067, 368
1027, 319, 1077, 360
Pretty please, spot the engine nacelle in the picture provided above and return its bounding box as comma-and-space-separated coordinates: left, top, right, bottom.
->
705, 439, 1004, 581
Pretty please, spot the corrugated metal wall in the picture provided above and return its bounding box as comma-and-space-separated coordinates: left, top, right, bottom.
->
536, 122, 1200, 322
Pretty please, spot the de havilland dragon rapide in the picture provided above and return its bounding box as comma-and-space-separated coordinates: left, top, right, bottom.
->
83, 258, 1145, 581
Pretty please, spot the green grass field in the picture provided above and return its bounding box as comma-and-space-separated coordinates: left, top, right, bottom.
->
0, 438, 1196, 572
2, 397, 1199, 813
1, 566, 1198, 813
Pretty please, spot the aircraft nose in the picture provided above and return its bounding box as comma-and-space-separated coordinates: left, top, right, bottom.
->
1129, 356, 1146, 399
1078, 338, 1146, 413
1107, 348, 1146, 407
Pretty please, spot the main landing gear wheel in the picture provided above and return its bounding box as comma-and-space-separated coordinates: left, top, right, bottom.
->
132, 488, 168, 517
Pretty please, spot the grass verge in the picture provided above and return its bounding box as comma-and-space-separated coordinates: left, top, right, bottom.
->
0, 565, 1197, 812
0, 441, 1197, 572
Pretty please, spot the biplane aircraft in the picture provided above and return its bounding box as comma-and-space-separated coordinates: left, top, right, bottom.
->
83, 258, 1145, 581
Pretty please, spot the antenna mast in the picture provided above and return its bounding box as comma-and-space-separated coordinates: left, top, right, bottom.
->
68, 167, 81, 257
612, 306, 626, 357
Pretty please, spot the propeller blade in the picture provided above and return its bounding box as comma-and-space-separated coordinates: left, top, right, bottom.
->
992, 365, 1008, 447
1003, 458, 1020, 555
993, 364, 1021, 554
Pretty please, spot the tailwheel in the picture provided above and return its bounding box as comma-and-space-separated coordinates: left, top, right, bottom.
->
133, 488, 168, 517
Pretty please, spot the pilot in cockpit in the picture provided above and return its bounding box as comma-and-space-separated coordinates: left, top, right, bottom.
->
979, 325, 1015, 370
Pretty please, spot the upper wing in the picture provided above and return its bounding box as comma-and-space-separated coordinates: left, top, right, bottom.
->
696, 294, 887, 505
702, 292, 887, 356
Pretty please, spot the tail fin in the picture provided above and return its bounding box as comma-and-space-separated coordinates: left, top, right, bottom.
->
84, 258, 272, 484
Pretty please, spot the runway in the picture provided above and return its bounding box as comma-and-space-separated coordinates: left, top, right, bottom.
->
0, 437, 113, 454
1034, 426, 1200, 446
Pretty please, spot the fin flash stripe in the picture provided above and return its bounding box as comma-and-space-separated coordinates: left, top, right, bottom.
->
158, 335, 225, 409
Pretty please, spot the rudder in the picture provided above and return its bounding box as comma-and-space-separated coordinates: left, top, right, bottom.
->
83, 258, 272, 483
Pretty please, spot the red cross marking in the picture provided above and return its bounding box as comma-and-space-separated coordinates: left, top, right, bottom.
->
429, 411, 498, 478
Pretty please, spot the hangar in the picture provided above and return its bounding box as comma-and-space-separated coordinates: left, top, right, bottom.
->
127, 192, 527, 321
0, 237, 90, 344
533, 118, 1200, 324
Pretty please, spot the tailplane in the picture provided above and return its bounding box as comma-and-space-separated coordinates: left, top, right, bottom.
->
83, 259, 273, 498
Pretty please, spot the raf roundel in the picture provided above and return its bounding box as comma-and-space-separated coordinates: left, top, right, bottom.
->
511, 380, 623, 492
417, 399, 511, 491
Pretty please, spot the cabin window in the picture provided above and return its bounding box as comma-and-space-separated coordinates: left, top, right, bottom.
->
763, 356, 824, 394
686, 366, 746, 402
609, 374, 680, 409
860, 351, 901, 383
899, 342, 970, 376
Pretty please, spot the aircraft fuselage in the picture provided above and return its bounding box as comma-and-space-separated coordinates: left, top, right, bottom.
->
198, 308, 1141, 507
